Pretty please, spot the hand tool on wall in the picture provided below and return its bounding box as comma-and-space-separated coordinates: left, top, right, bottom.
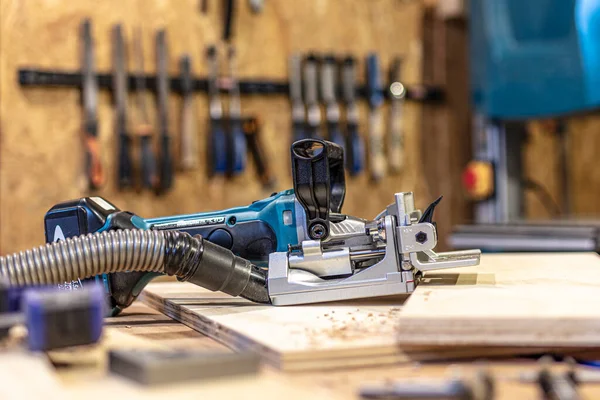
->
242, 116, 276, 189
341, 56, 365, 176
133, 29, 157, 191
289, 53, 307, 143
155, 30, 173, 193
303, 54, 322, 139
179, 55, 198, 170
112, 24, 133, 190
226, 46, 247, 176
366, 53, 386, 182
222, 0, 237, 42
388, 57, 406, 174
80, 19, 104, 190
319, 55, 345, 151
206, 45, 228, 177
23, 140, 480, 314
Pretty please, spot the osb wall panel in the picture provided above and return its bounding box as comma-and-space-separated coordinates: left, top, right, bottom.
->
524, 119, 600, 220
0, 0, 433, 254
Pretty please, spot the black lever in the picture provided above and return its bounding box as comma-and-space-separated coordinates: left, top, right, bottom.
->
419, 196, 443, 224
291, 139, 346, 240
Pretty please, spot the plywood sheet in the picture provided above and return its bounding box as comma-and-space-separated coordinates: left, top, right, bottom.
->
140, 283, 411, 371
140, 253, 600, 370
396, 252, 600, 346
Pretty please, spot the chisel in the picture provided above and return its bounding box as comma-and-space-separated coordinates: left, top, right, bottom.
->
320, 55, 345, 151
206, 45, 227, 177
341, 56, 364, 176
303, 54, 322, 139
179, 55, 198, 170
155, 30, 173, 193
226, 46, 247, 176
243, 116, 276, 190
288, 53, 306, 143
388, 57, 406, 174
366, 53, 386, 182
80, 19, 104, 190
133, 28, 157, 191
111, 24, 133, 189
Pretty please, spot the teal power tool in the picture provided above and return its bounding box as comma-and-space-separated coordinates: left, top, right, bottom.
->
0, 140, 480, 315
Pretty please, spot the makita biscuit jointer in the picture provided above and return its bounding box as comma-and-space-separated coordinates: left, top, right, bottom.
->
0, 140, 480, 314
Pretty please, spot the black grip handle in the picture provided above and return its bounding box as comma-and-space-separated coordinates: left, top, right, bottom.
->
208, 117, 228, 176
345, 122, 365, 176
140, 135, 157, 190
117, 129, 133, 189
292, 120, 308, 143
158, 132, 173, 193
228, 117, 247, 176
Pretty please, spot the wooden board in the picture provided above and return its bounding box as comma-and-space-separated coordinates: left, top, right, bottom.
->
140, 283, 411, 371
396, 252, 600, 346
139, 253, 600, 371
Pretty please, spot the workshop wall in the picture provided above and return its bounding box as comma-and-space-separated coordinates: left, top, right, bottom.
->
0, 0, 433, 254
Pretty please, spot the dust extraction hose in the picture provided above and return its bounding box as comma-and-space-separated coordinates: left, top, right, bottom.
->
0, 229, 270, 304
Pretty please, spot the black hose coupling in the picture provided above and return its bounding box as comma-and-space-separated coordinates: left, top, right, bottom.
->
162, 231, 270, 304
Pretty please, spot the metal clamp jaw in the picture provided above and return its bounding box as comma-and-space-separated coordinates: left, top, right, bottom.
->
385, 192, 481, 272
267, 192, 481, 306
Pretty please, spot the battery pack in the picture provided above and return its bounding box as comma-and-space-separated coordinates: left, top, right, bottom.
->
24, 285, 105, 351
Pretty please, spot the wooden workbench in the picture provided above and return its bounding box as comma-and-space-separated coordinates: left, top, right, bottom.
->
1, 301, 600, 399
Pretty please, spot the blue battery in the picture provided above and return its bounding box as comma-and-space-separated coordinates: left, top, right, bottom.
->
24, 284, 105, 351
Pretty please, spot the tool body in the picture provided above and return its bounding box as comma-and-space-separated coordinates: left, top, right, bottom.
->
206, 46, 228, 177
226, 47, 247, 175
81, 20, 104, 190
179, 55, 198, 170
303, 55, 322, 139
133, 29, 158, 191
112, 25, 133, 190
366, 53, 386, 181
341, 56, 365, 175
388, 57, 405, 173
38, 140, 479, 313
155, 30, 174, 193
289, 54, 307, 142
320, 55, 345, 151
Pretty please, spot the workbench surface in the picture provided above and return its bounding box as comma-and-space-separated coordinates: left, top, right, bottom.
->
2, 302, 600, 399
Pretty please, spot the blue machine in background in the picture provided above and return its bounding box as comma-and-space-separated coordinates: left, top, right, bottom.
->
450, 0, 600, 252
471, 0, 600, 119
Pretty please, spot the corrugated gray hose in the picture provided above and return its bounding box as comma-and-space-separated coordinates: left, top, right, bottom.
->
0, 229, 270, 304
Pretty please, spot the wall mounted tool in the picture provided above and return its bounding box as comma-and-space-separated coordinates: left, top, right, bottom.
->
388, 56, 406, 174
112, 24, 133, 190
341, 56, 365, 176
179, 55, 198, 170
80, 19, 104, 190
366, 53, 386, 182
155, 30, 174, 193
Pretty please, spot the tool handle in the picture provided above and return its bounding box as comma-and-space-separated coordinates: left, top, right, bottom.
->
208, 117, 228, 177
346, 121, 365, 176
83, 120, 104, 190
368, 109, 386, 182
243, 117, 276, 189
388, 98, 405, 173
292, 120, 308, 143
138, 127, 157, 190
158, 131, 173, 193
228, 117, 247, 175
327, 121, 346, 150
117, 127, 133, 189
180, 94, 198, 169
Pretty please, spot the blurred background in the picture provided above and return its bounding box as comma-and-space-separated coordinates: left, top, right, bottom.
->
0, 0, 599, 255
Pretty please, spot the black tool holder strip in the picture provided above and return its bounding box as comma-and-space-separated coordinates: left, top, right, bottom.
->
18, 68, 444, 102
